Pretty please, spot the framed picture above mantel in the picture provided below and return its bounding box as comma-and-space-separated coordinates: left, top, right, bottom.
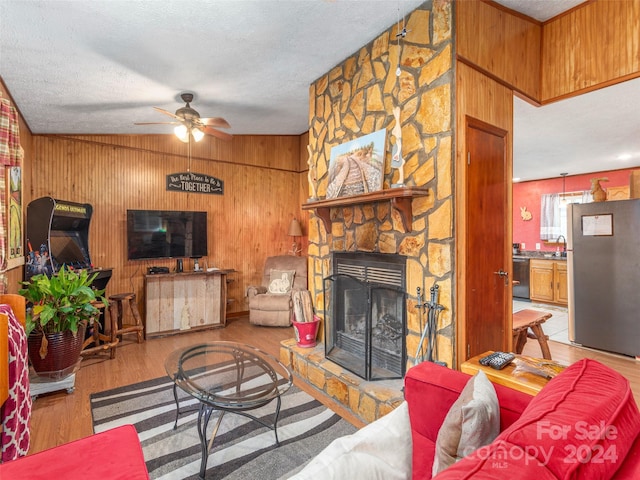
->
325, 129, 386, 199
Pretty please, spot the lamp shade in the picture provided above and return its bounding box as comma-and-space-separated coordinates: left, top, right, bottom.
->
192, 127, 205, 142
288, 218, 303, 237
174, 124, 189, 143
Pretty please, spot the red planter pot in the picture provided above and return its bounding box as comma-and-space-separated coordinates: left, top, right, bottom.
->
28, 322, 86, 379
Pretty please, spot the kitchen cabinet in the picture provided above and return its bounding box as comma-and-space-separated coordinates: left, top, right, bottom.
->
529, 259, 567, 306
607, 185, 629, 201
556, 262, 568, 304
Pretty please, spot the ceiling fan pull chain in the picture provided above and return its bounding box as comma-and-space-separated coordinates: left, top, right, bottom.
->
188, 133, 191, 173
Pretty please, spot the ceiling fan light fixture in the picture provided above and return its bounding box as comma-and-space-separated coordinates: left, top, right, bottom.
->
141, 93, 231, 142
191, 127, 205, 142
174, 124, 189, 143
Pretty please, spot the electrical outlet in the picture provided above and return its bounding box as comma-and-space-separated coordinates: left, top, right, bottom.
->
536, 243, 541, 250
521, 242, 525, 250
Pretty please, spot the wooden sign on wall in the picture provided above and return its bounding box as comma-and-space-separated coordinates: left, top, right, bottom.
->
166, 172, 224, 195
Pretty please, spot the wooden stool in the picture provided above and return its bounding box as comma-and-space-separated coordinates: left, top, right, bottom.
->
512, 309, 552, 360
109, 293, 144, 343
81, 300, 119, 359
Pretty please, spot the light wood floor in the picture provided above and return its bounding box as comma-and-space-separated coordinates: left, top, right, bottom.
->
521, 337, 640, 400
27, 316, 363, 455
27, 316, 640, 456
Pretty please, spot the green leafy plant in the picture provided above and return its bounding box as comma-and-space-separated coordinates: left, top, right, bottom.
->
19, 266, 107, 336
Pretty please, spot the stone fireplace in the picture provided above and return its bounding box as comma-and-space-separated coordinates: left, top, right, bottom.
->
304, 1, 455, 371
324, 252, 406, 381
281, 1, 455, 426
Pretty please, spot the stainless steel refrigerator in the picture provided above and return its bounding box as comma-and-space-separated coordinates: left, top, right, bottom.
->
567, 199, 640, 357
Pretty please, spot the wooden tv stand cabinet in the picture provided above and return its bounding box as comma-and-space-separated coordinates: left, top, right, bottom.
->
145, 270, 229, 337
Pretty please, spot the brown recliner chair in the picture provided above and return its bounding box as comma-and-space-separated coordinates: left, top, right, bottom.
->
247, 255, 308, 327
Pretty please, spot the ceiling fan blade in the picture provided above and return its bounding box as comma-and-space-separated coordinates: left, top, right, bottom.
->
134, 121, 180, 125
153, 107, 181, 120
203, 126, 232, 141
200, 117, 231, 129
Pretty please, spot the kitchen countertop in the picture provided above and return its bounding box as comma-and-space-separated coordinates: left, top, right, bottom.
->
513, 251, 567, 260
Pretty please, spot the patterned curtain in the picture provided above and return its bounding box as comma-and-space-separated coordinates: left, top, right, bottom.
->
0, 93, 23, 293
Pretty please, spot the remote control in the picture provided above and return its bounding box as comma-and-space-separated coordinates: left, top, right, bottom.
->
479, 352, 515, 370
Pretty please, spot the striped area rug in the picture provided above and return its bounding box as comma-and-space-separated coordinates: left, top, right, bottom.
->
90, 377, 356, 479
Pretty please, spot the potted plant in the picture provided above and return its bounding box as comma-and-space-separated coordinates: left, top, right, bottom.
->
19, 266, 107, 378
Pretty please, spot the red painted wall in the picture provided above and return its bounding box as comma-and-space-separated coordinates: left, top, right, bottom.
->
513, 168, 638, 252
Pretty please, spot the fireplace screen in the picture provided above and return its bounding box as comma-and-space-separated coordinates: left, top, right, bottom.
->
324, 253, 406, 381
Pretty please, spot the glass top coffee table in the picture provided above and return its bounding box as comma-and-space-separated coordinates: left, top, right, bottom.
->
164, 341, 293, 479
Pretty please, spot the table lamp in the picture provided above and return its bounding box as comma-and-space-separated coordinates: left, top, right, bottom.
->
288, 218, 303, 256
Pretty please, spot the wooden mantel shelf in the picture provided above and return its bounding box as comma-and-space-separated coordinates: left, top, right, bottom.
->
302, 187, 430, 232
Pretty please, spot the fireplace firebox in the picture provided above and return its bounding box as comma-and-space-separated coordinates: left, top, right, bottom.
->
324, 253, 406, 380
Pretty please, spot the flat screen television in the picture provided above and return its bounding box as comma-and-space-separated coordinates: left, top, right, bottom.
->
127, 210, 208, 260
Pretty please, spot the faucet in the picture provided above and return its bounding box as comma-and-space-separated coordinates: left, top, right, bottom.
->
556, 235, 567, 257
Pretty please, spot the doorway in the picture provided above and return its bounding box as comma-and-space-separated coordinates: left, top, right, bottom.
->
463, 117, 511, 361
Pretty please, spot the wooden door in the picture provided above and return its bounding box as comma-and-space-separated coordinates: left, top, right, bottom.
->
464, 118, 510, 360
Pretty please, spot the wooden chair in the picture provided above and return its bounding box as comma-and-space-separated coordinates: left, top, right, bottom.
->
81, 300, 119, 359
1, 294, 26, 405
109, 292, 144, 343
1, 312, 10, 413
0, 294, 26, 328
0, 294, 27, 454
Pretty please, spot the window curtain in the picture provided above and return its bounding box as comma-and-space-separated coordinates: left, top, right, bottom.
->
540, 193, 561, 240
541, 191, 593, 242
563, 191, 593, 206
0, 93, 23, 292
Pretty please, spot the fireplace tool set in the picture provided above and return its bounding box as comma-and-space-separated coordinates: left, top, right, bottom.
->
415, 285, 445, 366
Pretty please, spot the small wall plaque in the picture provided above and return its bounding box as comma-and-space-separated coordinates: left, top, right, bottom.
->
166, 172, 224, 195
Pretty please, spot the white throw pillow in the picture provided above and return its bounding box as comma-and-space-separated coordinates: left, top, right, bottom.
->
268, 269, 295, 294
287, 401, 412, 480
431, 370, 500, 475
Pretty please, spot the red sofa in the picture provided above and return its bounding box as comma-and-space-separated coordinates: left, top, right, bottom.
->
0, 424, 149, 479
405, 359, 640, 479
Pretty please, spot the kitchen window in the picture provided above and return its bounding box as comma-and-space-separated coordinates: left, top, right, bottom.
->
541, 192, 592, 242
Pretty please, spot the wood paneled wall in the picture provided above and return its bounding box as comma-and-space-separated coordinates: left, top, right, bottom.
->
25, 133, 305, 317
457, 0, 640, 105
297, 131, 311, 256
456, 0, 542, 102
541, 0, 640, 102
455, 61, 514, 367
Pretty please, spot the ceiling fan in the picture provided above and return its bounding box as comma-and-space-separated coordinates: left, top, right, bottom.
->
135, 93, 231, 141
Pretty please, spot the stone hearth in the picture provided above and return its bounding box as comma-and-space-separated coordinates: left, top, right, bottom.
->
280, 339, 404, 424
